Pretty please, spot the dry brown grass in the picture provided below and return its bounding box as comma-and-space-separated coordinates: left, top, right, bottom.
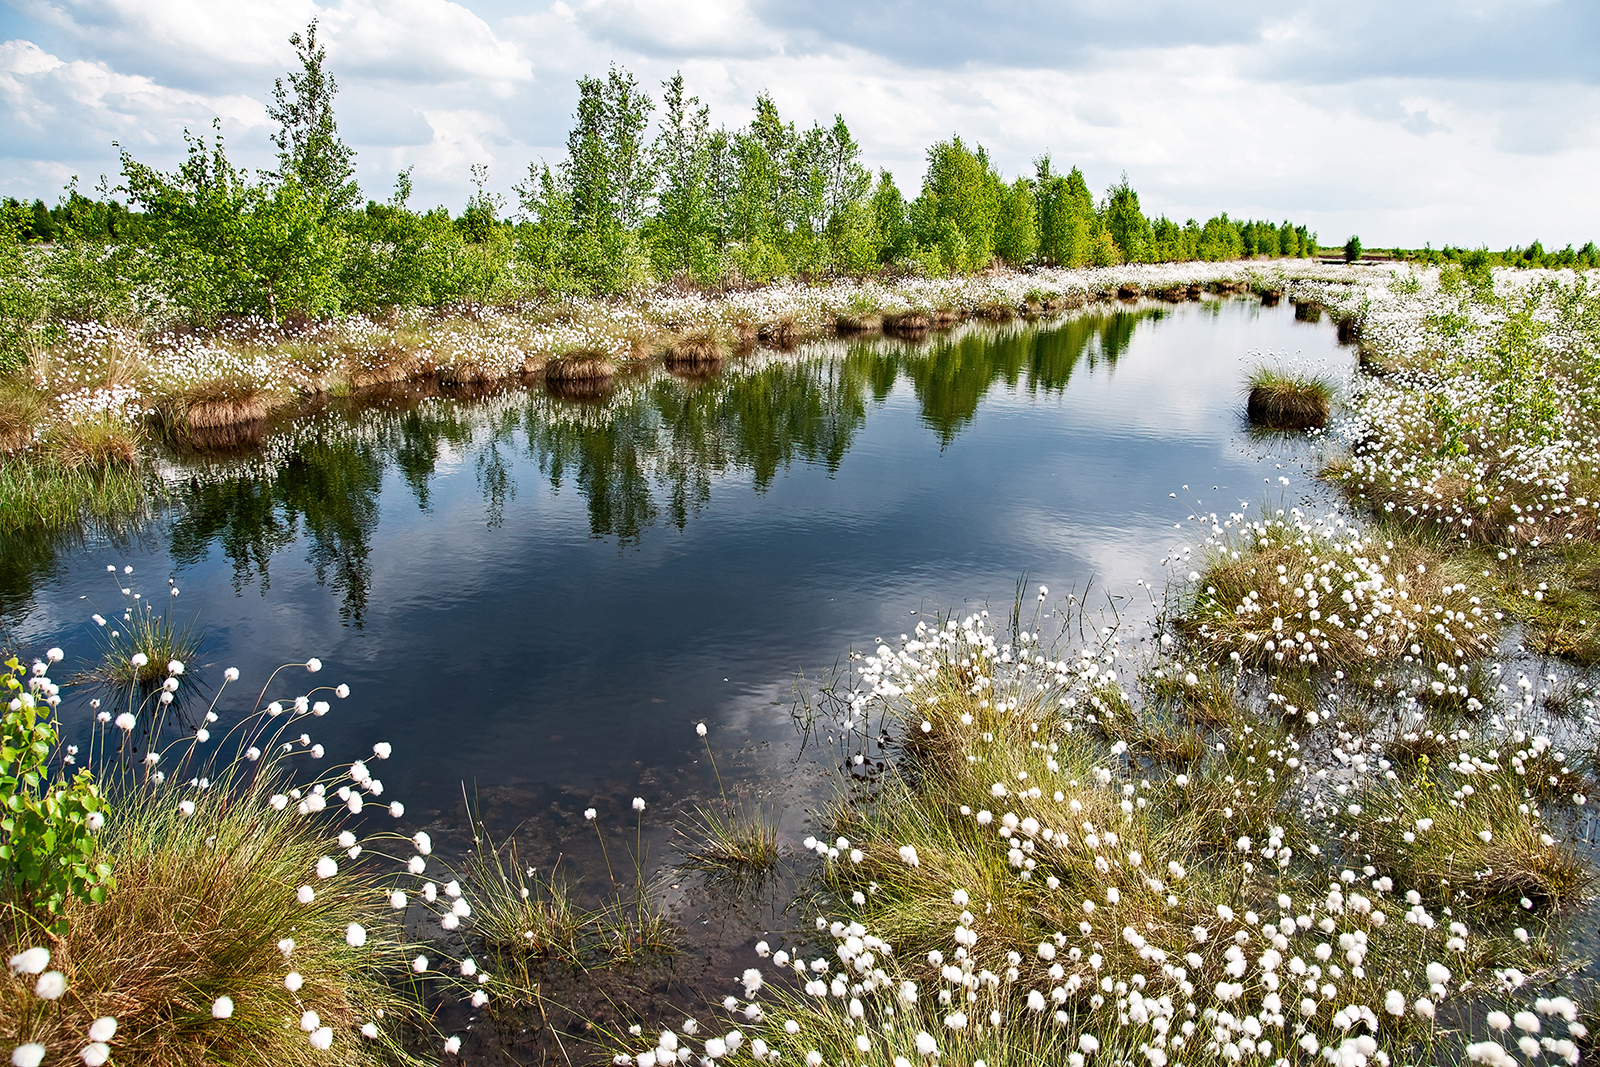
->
662, 328, 728, 369
835, 312, 883, 333
544, 349, 617, 381
883, 311, 931, 335
0, 381, 45, 453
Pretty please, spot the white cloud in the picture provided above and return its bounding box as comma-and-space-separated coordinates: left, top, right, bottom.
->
321, 0, 532, 88
0, 38, 266, 158
2, 0, 1597, 246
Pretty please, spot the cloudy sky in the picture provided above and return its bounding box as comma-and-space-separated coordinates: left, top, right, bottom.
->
2, 0, 1596, 248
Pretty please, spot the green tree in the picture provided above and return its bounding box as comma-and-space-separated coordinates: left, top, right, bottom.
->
1100, 174, 1150, 264
868, 170, 911, 265
913, 137, 1001, 273
993, 178, 1038, 267
646, 73, 717, 281
517, 66, 654, 294
120, 123, 344, 322
267, 20, 359, 214
818, 115, 873, 272
1344, 235, 1363, 263
1033, 157, 1098, 267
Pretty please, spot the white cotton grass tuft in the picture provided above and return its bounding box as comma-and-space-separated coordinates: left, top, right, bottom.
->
211, 995, 234, 1019
8, 947, 49, 975
34, 971, 66, 1000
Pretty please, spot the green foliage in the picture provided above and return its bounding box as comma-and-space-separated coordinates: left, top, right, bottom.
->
913, 137, 1001, 272
645, 73, 719, 282
1100, 173, 1150, 264
1344, 234, 1363, 262
515, 67, 654, 294
0, 657, 113, 930
268, 19, 360, 214
1033, 157, 1097, 268
992, 178, 1038, 267
120, 124, 345, 323
0, 202, 48, 372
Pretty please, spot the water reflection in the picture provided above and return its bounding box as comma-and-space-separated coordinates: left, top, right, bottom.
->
33, 305, 1159, 625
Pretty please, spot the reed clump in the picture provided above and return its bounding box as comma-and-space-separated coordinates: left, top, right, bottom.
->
883, 310, 931, 335
0, 770, 423, 1067
662, 329, 727, 367
1245, 368, 1334, 430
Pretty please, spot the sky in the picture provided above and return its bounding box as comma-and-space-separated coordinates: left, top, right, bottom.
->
1, 0, 1597, 249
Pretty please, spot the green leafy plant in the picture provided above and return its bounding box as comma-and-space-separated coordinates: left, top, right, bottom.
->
0, 654, 113, 930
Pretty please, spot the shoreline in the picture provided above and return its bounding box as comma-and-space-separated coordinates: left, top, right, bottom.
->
13, 262, 1371, 449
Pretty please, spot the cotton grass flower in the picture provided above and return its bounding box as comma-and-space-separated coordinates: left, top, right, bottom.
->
10, 1045, 45, 1067
211, 996, 234, 1019
8, 947, 48, 975
34, 971, 66, 1000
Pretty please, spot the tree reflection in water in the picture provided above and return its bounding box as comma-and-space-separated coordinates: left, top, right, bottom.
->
0, 307, 1160, 627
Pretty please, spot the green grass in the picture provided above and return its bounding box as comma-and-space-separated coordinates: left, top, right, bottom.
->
679, 803, 780, 880
607, 614, 1576, 1067
2, 735, 426, 1066
1245, 367, 1334, 430
0, 442, 155, 536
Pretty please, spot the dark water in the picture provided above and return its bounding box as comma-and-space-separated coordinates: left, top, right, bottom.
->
2, 297, 1348, 875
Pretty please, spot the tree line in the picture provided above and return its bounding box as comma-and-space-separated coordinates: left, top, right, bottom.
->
1, 22, 1323, 330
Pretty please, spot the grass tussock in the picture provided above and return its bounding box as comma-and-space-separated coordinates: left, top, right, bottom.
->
1, 761, 423, 1067
883, 310, 931, 335
43, 417, 140, 472
662, 328, 728, 366
466, 822, 678, 981
1178, 515, 1501, 674
1245, 368, 1334, 430
835, 311, 883, 333
679, 803, 780, 879
0, 381, 45, 453
544, 348, 617, 382
1339, 758, 1591, 915
79, 604, 203, 697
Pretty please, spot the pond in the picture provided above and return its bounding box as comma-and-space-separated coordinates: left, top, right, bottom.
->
1, 296, 1352, 1039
